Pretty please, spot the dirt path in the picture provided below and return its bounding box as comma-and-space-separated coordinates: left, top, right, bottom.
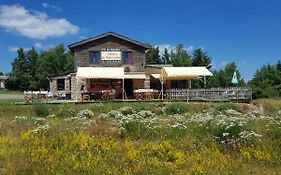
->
0, 94, 24, 100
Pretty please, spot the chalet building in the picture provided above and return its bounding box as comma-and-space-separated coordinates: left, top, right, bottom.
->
49, 32, 213, 101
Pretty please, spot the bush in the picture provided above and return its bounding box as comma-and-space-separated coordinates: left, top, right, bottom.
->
216, 103, 238, 111
77, 109, 94, 119
34, 103, 49, 117
56, 104, 76, 119
120, 120, 150, 139
166, 103, 188, 115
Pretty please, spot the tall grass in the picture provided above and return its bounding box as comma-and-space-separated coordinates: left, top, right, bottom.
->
1, 99, 281, 174
33, 103, 49, 117
256, 99, 281, 113
166, 102, 188, 114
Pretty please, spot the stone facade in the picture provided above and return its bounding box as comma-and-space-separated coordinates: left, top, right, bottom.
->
49, 75, 71, 98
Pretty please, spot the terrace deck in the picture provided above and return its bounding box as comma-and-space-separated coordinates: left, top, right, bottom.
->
22, 87, 252, 104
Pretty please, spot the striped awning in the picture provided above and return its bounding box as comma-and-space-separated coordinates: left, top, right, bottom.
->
77, 67, 124, 79
161, 67, 213, 80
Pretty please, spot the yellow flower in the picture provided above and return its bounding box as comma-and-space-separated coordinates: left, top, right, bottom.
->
20, 130, 33, 140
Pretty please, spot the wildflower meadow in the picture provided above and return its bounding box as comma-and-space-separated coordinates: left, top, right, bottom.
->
0, 100, 281, 174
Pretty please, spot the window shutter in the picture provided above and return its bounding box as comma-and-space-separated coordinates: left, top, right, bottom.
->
95, 51, 100, 64
89, 52, 94, 64
128, 52, 132, 65
122, 51, 127, 64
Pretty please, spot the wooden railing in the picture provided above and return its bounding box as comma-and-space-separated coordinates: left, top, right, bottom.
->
165, 87, 252, 102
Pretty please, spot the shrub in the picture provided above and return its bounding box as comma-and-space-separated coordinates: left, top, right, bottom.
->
166, 103, 188, 115
120, 120, 150, 139
56, 105, 76, 119
77, 109, 94, 119
120, 107, 134, 115
34, 103, 49, 117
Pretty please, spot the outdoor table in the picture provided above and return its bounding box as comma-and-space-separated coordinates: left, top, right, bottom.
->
101, 90, 116, 100
134, 89, 154, 100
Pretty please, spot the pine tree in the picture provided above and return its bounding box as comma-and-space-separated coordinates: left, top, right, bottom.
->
277, 60, 281, 71
145, 46, 161, 64
161, 48, 171, 64
192, 48, 212, 69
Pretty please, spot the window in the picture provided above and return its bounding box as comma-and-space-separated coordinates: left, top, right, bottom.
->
122, 51, 133, 64
57, 79, 65, 91
89, 51, 100, 64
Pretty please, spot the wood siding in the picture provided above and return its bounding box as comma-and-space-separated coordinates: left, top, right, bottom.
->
71, 36, 146, 72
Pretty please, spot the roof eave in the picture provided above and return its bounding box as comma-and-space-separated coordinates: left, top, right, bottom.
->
68, 32, 151, 50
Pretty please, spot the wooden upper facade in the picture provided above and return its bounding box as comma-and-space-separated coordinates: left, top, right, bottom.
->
68, 32, 151, 73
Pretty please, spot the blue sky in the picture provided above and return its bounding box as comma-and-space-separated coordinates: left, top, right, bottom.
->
0, 0, 281, 80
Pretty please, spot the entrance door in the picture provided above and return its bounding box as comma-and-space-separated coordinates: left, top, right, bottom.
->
124, 79, 133, 98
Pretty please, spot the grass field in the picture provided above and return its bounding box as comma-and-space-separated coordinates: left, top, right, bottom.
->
0, 99, 281, 174
0, 90, 23, 95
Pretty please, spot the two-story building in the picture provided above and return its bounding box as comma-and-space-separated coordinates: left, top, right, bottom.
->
49, 32, 213, 101
50, 32, 151, 101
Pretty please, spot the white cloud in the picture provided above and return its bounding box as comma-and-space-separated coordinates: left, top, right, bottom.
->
185, 46, 194, 53
240, 60, 247, 65
42, 2, 61, 12
9, 46, 30, 52
219, 61, 228, 67
34, 42, 43, 48
0, 4, 79, 39
157, 44, 176, 56
79, 35, 87, 40
156, 44, 194, 56
9, 42, 55, 52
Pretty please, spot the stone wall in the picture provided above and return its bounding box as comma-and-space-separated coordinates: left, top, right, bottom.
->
49, 75, 71, 98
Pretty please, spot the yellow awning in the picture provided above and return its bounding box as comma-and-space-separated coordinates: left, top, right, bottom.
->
161, 67, 213, 80
150, 74, 161, 79
124, 73, 146, 79
77, 67, 124, 79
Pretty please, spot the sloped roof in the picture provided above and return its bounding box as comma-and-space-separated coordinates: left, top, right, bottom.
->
68, 32, 151, 50
0, 76, 8, 80
146, 64, 173, 68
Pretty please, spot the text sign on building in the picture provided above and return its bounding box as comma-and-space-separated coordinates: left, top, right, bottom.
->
101, 51, 121, 61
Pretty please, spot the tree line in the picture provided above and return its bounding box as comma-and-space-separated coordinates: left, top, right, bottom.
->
145, 44, 281, 98
248, 61, 281, 98
5, 45, 74, 91
145, 44, 245, 88
1, 43, 281, 99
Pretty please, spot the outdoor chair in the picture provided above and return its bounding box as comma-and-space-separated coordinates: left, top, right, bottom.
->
82, 93, 90, 102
